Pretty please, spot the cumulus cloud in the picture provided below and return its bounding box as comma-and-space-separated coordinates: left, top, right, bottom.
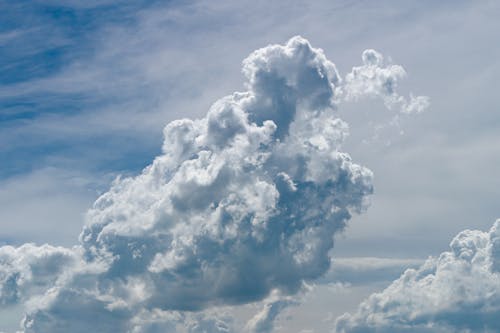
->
0, 36, 426, 332
334, 219, 500, 333
343, 49, 429, 115
244, 292, 298, 333
0, 244, 78, 306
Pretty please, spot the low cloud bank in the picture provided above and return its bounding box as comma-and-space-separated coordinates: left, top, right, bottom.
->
335, 220, 500, 333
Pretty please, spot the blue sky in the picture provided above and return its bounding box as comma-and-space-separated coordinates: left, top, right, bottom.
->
0, 0, 165, 178
1, 1, 500, 332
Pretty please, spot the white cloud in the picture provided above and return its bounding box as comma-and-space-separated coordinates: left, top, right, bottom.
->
244, 291, 298, 333
322, 257, 424, 285
0, 244, 79, 306
334, 219, 500, 333
343, 49, 429, 115
0, 36, 426, 332
59, 36, 373, 332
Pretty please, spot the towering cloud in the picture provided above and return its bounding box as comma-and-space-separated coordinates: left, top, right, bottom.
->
0, 36, 427, 332
335, 220, 500, 333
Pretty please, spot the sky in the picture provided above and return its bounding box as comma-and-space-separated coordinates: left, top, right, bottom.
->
0, 1, 499, 332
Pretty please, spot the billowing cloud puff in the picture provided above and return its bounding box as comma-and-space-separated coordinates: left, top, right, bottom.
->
0, 244, 78, 306
244, 291, 298, 333
0, 36, 427, 332
73, 36, 372, 316
344, 49, 429, 114
334, 220, 500, 333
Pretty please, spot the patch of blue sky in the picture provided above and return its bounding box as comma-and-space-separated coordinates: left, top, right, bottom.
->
0, 127, 159, 179
0, 1, 158, 85
0, 1, 173, 180
0, 92, 86, 120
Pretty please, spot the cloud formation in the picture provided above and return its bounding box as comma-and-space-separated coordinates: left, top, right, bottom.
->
0, 244, 78, 306
244, 291, 298, 333
344, 49, 429, 114
0, 36, 427, 332
335, 219, 500, 333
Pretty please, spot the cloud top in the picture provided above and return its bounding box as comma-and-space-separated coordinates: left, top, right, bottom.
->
344, 48, 429, 114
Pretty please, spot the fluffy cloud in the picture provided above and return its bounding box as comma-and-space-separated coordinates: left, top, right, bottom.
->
344, 49, 429, 114
244, 292, 298, 333
334, 220, 500, 333
0, 36, 426, 332
0, 244, 78, 306
74, 36, 372, 316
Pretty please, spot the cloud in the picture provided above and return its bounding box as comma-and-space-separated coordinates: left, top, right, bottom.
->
244, 291, 298, 333
0, 36, 426, 332
321, 257, 423, 286
32, 35, 373, 332
343, 49, 429, 115
334, 219, 500, 333
0, 244, 78, 307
